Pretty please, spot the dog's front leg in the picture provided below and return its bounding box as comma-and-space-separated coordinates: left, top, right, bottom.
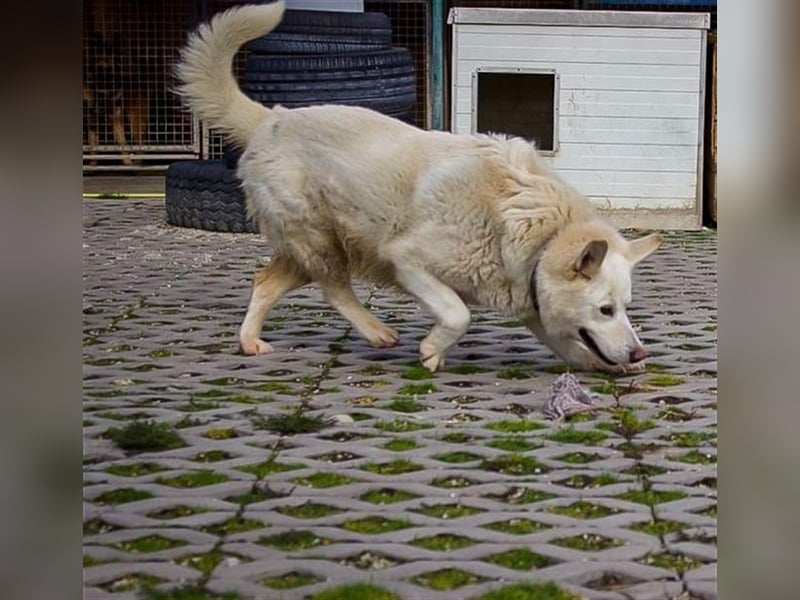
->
393, 264, 470, 372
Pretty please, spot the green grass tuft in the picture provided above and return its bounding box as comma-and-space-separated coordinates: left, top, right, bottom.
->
105, 420, 184, 453
311, 583, 401, 600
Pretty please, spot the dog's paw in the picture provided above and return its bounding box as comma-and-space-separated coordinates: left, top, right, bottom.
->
240, 338, 273, 356
367, 324, 399, 348
420, 352, 446, 372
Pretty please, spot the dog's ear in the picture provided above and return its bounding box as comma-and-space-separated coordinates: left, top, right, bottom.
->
574, 240, 608, 279
627, 233, 663, 265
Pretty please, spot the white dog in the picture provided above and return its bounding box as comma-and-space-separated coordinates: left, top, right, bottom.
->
176, 1, 662, 373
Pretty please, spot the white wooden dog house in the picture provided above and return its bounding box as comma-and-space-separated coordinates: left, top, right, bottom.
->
448, 8, 711, 229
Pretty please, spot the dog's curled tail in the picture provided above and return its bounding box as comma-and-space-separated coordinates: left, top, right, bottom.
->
176, 1, 285, 147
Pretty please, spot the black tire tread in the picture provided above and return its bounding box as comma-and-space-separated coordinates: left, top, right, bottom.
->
165, 160, 257, 234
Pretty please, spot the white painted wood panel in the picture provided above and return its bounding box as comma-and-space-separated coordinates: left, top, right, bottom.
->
457, 24, 700, 39
451, 17, 706, 223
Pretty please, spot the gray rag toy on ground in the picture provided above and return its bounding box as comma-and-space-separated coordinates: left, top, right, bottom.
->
542, 372, 599, 420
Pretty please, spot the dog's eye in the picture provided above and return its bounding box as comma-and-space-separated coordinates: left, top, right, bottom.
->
600, 305, 615, 317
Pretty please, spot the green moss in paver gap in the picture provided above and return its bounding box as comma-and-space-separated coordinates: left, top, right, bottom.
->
546, 427, 608, 445
622, 463, 668, 478
226, 484, 284, 505
616, 489, 688, 505
253, 412, 328, 435
194, 450, 233, 463
101, 574, 165, 593
448, 364, 490, 374
177, 400, 221, 412
236, 459, 304, 478
431, 476, 475, 488
401, 365, 434, 380
105, 462, 166, 477
483, 518, 552, 535
203, 516, 266, 536
292, 472, 360, 488
97, 411, 154, 421
147, 505, 207, 520
486, 436, 542, 452
261, 571, 321, 590
156, 470, 229, 488
248, 381, 295, 394
192, 389, 231, 399
360, 487, 419, 504
83, 554, 106, 567
348, 412, 374, 422
311, 583, 401, 600
94, 488, 154, 505
549, 500, 619, 519
386, 397, 426, 413
177, 550, 245, 576
554, 452, 604, 465
314, 450, 360, 463
630, 520, 687, 536
397, 382, 438, 395
696, 504, 717, 518
360, 364, 389, 376
361, 458, 424, 475
613, 441, 662, 460
482, 547, 555, 571
481, 453, 549, 475
412, 568, 487, 591
657, 406, 696, 422
258, 529, 331, 551
488, 486, 556, 504
341, 516, 414, 534
203, 428, 238, 440
374, 419, 433, 433
440, 432, 481, 443
485, 419, 546, 433
383, 438, 418, 451
84, 518, 118, 535
278, 502, 344, 519
661, 431, 716, 447
142, 584, 245, 600
497, 364, 535, 380
113, 535, 187, 553
340, 551, 400, 571
411, 534, 477, 551
433, 451, 483, 464
476, 582, 579, 600
552, 534, 623, 551
559, 473, 620, 489
676, 449, 716, 464
414, 503, 486, 519
104, 420, 185, 453
647, 374, 686, 387
147, 348, 174, 358
639, 552, 703, 574
175, 416, 204, 429
596, 409, 656, 436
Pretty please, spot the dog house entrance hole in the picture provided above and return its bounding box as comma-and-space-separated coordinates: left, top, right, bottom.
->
475, 70, 557, 152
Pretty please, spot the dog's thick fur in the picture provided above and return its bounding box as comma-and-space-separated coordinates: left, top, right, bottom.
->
176, 1, 662, 373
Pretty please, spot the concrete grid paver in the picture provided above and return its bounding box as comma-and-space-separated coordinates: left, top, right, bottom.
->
83, 200, 717, 600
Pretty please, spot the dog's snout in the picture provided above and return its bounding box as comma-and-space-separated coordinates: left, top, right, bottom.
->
629, 346, 647, 364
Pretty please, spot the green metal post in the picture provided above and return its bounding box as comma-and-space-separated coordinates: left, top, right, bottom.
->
430, 0, 445, 130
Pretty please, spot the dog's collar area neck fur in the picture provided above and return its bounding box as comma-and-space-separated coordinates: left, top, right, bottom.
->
530, 259, 541, 314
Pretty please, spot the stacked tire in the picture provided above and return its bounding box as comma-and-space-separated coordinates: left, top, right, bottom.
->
167, 9, 416, 234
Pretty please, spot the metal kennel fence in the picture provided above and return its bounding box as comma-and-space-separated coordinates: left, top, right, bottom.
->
82, 0, 201, 170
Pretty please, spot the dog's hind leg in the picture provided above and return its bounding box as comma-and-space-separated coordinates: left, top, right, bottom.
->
321, 283, 399, 348
239, 255, 309, 355
389, 262, 470, 372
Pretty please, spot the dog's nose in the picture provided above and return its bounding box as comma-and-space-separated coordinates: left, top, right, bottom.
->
629, 347, 647, 363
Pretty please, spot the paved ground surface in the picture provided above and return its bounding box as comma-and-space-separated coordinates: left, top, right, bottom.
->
83, 200, 717, 600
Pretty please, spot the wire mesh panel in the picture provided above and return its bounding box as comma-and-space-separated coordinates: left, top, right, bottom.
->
364, 1, 430, 129
82, 0, 198, 170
